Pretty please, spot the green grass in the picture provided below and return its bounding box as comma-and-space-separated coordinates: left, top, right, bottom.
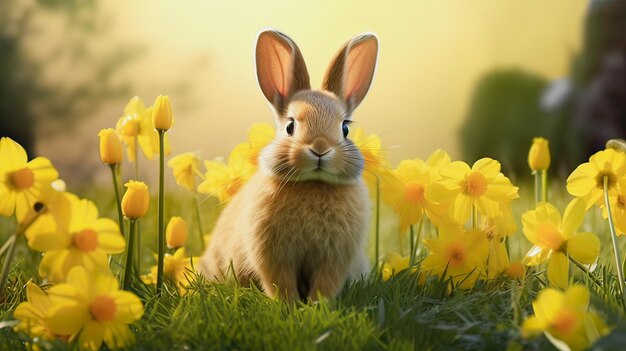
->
1, 185, 626, 350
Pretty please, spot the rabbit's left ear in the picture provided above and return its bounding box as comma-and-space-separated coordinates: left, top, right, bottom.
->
322, 34, 378, 114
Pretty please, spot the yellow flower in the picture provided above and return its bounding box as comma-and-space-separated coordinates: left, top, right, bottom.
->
521, 285, 609, 351
528, 137, 551, 171
166, 216, 188, 249
46, 266, 144, 350
14, 281, 57, 339
152, 95, 173, 131
427, 158, 519, 225
481, 205, 517, 279
421, 227, 490, 289
504, 261, 526, 280
230, 123, 276, 167
98, 129, 123, 166
382, 154, 450, 232
521, 199, 600, 289
0, 137, 59, 222
121, 180, 150, 219
567, 148, 626, 209
142, 248, 198, 295
168, 152, 201, 191
115, 96, 171, 162
31, 197, 125, 283
381, 252, 412, 281
197, 155, 255, 204
351, 128, 390, 191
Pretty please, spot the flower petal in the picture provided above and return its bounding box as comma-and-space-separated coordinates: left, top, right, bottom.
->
46, 303, 90, 336
547, 252, 569, 289
567, 232, 600, 265
566, 163, 597, 198
111, 291, 144, 324
471, 158, 501, 180
561, 198, 586, 238
78, 320, 104, 351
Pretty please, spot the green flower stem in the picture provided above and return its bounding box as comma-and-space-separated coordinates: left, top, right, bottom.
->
194, 194, 205, 248
541, 169, 548, 202
567, 255, 602, 288
533, 171, 541, 204
409, 218, 424, 267
471, 204, 478, 229
604, 176, 626, 308
123, 219, 137, 290
409, 225, 415, 266
156, 129, 166, 294
375, 176, 381, 273
0, 204, 46, 296
110, 164, 125, 238
136, 227, 141, 275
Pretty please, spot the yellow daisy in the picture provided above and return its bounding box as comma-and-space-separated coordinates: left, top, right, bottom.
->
567, 148, 626, 209
142, 248, 198, 295
382, 155, 449, 232
421, 226, 490, 289
521, 199, 600, 289
167, 152, 202, 191
0, 137, 58, 222
31, 197, 125, 282
427, 158, 519, 225
45, 266, 144, 350
115, 96, 171, 162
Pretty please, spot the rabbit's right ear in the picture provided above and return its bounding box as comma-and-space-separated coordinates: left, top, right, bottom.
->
322, 34, 378, 115
256, 30, 310, 114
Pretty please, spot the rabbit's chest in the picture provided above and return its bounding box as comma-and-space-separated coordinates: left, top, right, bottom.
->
253, 180, 369, 257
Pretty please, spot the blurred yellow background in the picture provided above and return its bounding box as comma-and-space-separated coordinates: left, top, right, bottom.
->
29, 0, 586, 183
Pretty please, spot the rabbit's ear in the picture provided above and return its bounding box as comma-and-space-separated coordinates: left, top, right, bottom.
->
322, 34, 378, 114
256, 30, 310, 113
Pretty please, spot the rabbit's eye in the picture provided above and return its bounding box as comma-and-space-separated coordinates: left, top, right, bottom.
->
286, 118, 295, 136
342, 121, 350, 138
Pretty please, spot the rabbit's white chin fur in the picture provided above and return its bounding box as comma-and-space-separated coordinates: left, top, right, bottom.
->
296, 169, 358, 185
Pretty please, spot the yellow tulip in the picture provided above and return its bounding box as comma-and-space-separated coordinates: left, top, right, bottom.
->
98, 128, 123, 165
527, 137, 550, 171
152, 95, 173, 131
166, 216, 188, 248
121, 180, 150, 219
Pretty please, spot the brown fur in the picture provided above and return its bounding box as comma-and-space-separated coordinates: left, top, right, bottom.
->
200, 29, 378, 301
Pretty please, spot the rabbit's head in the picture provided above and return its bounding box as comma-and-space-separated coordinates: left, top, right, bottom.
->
255, 29, 378, 184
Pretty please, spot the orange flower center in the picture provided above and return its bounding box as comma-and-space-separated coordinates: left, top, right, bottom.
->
552, 309, 578, 335
505, 262, 525, 279
536, 223, 564, 250
9, 168, 35, 190
73, 229, 99, 252
226, 177, 244, 197
404, 182, 425, 204
445, 242, 467, 268
464, 172, 487, 198
90, 295, 116, 322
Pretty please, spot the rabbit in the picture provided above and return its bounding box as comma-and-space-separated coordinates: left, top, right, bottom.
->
200, 29, 378, 302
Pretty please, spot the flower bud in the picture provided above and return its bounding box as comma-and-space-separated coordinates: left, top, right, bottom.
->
527, 137, 550, 171
98, 129, 123, 165
166, 216, 188, 248
122, 180, 149, 219
152, 95, 173, 131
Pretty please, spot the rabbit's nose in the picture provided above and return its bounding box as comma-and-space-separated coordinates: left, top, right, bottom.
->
309, 138, 332, 157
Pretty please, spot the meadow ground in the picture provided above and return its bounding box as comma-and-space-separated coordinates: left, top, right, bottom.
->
1, 185, 626, 351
